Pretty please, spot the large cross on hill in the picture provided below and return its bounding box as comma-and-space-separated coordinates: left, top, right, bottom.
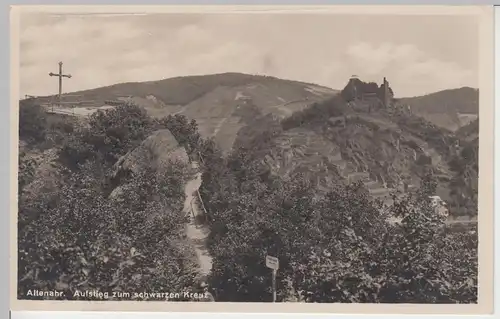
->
49, 61, 72, 103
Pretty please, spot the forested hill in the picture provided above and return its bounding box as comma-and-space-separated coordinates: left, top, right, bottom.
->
398, 87, 479, 131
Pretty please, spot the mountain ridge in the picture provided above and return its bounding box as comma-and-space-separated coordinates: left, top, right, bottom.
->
397, 86, 479, 131
25, 72, 339, 153
21, 73, 479, 217
24, 73, 478, 134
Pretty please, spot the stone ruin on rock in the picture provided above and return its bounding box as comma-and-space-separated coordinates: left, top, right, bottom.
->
340, 75, 395, 112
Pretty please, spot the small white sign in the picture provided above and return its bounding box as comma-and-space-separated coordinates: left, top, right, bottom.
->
265, 255, 279, 270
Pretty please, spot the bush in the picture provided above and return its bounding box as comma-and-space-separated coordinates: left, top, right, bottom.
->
19, 102, 47, 144
281, 95, 349, 130
19, 105, 203, 300
18, 159, 198, 300
57, 103, 154, 170
200, 144, 478, 303
158, 114, 201, 157
84, 103, 154, 164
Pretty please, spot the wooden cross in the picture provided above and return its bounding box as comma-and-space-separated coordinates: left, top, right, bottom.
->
49, 61, 72, 102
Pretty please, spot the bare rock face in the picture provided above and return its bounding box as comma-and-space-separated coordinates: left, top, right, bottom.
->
112, 129, 189, 177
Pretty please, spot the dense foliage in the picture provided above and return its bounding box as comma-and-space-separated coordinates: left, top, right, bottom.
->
61, 103, 155, 169
281, 95, 350, 130
18, 93, 478, 304
19, 102, 77, 149
159, 114, 201, 157
447, 139, 479, 217
19, 102, 47, 144
18, 103, 201, 300
200, 133, 478, 303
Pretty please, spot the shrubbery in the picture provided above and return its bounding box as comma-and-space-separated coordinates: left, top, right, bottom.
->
158, 114, 201, 157
19, 102, 47, 144
18, 96, 478, 303
200, 141, 478, 303
281, 95, 350, 130
18, 103, 201, 300
447, 139, 479, 217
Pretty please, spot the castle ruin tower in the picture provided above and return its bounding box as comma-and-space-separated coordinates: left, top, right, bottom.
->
350, 75, 359, 100
383, 77, 390, 108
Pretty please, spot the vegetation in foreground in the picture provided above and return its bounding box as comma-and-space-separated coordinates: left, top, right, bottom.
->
18, 102, 201, 300
200, 137, 478, 303
18, 96, 478, 303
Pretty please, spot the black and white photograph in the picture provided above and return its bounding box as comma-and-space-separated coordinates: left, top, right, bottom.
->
12, 5, 494, 313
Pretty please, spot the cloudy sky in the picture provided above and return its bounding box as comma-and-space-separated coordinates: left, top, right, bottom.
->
19, 11, 479, 98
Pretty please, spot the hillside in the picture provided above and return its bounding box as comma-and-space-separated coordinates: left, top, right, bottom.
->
20, 74, 478, 216
25, 73, 337, 152
240, 97, 456, 206
197, 80, 479, 303
18, 73, 479, 303
456, 118, 479, 142
398, 87, 479, 131
225, 75, 478, 218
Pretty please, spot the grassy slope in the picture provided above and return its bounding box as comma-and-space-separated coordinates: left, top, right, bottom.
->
26, 73, 338, 152
27, 72, 336, 107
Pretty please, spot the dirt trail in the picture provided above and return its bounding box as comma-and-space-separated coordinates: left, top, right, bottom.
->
183, 162, 213, 277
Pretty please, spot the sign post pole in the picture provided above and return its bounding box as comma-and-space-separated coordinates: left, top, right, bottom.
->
265, 255, 279, 303
272, 269, 276, 303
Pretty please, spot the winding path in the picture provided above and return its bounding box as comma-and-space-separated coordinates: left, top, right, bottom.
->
183, 162, 213, 278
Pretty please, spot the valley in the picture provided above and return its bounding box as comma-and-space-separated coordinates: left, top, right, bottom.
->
18, 72, 479, 303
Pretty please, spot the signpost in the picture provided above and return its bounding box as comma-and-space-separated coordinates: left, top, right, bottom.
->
265, 255, 279, 302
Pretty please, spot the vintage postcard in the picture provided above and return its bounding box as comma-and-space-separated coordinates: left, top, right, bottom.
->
10, 5, 494, 314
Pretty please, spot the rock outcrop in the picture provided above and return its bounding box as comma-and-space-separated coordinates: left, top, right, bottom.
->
109, 129, 189, 200
112, 129, 189, 177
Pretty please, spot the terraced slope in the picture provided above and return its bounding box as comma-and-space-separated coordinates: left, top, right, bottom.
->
258, 102, 454, 205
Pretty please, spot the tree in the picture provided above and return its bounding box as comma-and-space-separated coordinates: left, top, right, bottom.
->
159, 114, 201, 157
296, 172, 476, 303
447, 139, 478, 217
281, 95, 349, 131
18, 150, 199, 300
56, 103, 155, 171
207, 174, 319, 302
291, 182, 388, 303
83, 103, 154, 164
201, 143, 478, 303
19, 102, 47, 144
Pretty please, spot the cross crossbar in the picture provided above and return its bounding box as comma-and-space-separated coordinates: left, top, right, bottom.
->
49, 61, 72, 102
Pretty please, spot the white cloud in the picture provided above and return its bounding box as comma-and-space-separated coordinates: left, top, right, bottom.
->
18, 13, 478, 99
343, 42, 476, 97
